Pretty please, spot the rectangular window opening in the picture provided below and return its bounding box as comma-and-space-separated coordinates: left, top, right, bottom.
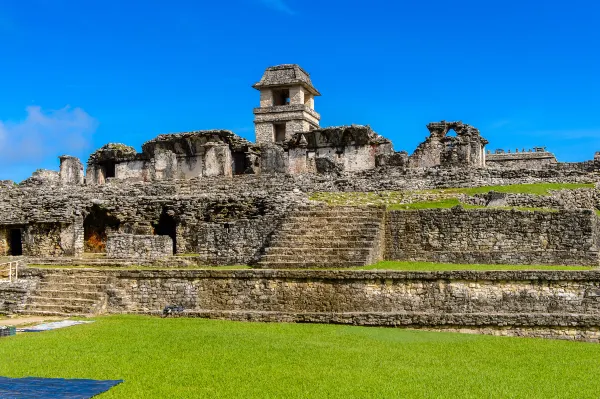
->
273, 89, 290, 106
274, 124, 286, 143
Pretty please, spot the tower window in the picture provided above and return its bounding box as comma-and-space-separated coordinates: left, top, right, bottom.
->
273, 89, 290, 106
274, 123, 286, 143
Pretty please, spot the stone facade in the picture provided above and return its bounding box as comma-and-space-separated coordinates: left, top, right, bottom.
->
106, 234, 173, 259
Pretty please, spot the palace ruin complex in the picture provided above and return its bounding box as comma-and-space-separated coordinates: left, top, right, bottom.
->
3, 64, 600, 342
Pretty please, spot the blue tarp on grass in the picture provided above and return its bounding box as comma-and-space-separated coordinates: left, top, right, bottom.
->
0, 377, 123, 398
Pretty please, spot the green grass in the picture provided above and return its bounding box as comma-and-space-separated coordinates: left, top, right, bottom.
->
2, 315, 600, 398
359, 261, 594, 271
387, 198, 483, 210
424, 182, 595, 196
310, 183, 595, 209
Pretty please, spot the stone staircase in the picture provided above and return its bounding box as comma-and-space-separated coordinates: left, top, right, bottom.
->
19, 272, 109, 317
257, 206, 386, 268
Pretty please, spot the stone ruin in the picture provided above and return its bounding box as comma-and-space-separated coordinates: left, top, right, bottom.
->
2, 64, 600, 342
0, 63, 598, 263
20, 63, 586, 188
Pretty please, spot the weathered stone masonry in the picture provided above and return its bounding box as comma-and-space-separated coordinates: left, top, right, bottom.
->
16, 268, 600, 341
385, 208, 600, 266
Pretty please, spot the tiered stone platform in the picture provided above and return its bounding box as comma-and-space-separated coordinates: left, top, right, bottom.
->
258, 206, 385, 268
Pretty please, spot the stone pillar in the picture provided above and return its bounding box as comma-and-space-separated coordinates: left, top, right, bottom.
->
204, 144, 232, 177
59, 156, 84, 185
151, 149, 178, 181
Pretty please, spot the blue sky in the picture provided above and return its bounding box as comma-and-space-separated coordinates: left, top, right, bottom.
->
0, 0, 599, 181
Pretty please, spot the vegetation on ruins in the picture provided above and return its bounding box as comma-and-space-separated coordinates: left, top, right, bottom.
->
1, 316, 600, 398
310, 183, 596, 210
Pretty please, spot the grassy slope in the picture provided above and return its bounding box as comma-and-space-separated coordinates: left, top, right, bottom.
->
1, 315, 600, 398
310, 183, 595, 208
360, 261, 594, 271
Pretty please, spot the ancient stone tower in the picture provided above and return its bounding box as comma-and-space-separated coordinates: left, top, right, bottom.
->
253, 64, 321, 144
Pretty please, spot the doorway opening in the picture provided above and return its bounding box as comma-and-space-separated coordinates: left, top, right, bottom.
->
153, 209, 177, 254
232, 152, 246, 175
83, 205, 120, 253
9, 229, 22, 256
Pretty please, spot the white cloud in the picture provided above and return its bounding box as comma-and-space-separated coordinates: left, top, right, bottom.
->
0, 105, 98, 162
258, 0, 295, 14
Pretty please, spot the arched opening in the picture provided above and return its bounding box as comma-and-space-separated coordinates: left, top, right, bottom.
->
446, 129, 458, 137
153, 209, 177, 254
83, 205, 120, 253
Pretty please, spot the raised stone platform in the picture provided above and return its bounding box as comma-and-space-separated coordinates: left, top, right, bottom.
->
6, 267, 600, 341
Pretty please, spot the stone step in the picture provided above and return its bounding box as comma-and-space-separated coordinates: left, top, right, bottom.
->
40, 275, 109, 284
21, 303, 94, 314
277, 226, 381, 235
260, 254, 370, 263
289, 209, 383, 214
286, 216, 383, 223
33, 290, 104, 300
14, 309, 90, 317
257, 260, 366, 268
268, 239, 376, 248
264, 247, 373, 256
37, 282, 108, 291
280, 219, 382, 226
26, 296, 99, 307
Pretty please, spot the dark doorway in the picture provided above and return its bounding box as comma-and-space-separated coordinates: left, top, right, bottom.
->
153, 209, 177, 254
9, 229, 22, 256
232, 152, 246, 175
83, 205, 120, 252
104, 162, 116, 178
274, 123, 286, 143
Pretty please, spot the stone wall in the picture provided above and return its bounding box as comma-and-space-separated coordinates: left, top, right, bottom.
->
106, 234, 173, 259
384, 208, 600, 266
486, 151, 558, 169
20, 268, 600, 341
0, 281, 34, 314
22, 222, 83, 257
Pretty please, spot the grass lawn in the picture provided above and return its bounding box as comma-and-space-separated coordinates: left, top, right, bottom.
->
310, 183, 595, 209
424, 182, 595, 196
360, 261, 594, 271
1, 315, 600, 398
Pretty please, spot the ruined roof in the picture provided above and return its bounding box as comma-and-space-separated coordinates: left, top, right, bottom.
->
141, 130, 256, 156
287, 125, 392, 149
253, 64, 321, 96
88, 143, 138, 164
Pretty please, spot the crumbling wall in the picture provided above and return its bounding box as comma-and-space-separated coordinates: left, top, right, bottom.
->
408, 121, 488, 168
106, 234, 173, 259
285, 125, 393, 174
384, 208, 600, 266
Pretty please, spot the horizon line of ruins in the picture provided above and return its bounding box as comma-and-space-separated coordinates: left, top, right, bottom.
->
12, 64, 598, 187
